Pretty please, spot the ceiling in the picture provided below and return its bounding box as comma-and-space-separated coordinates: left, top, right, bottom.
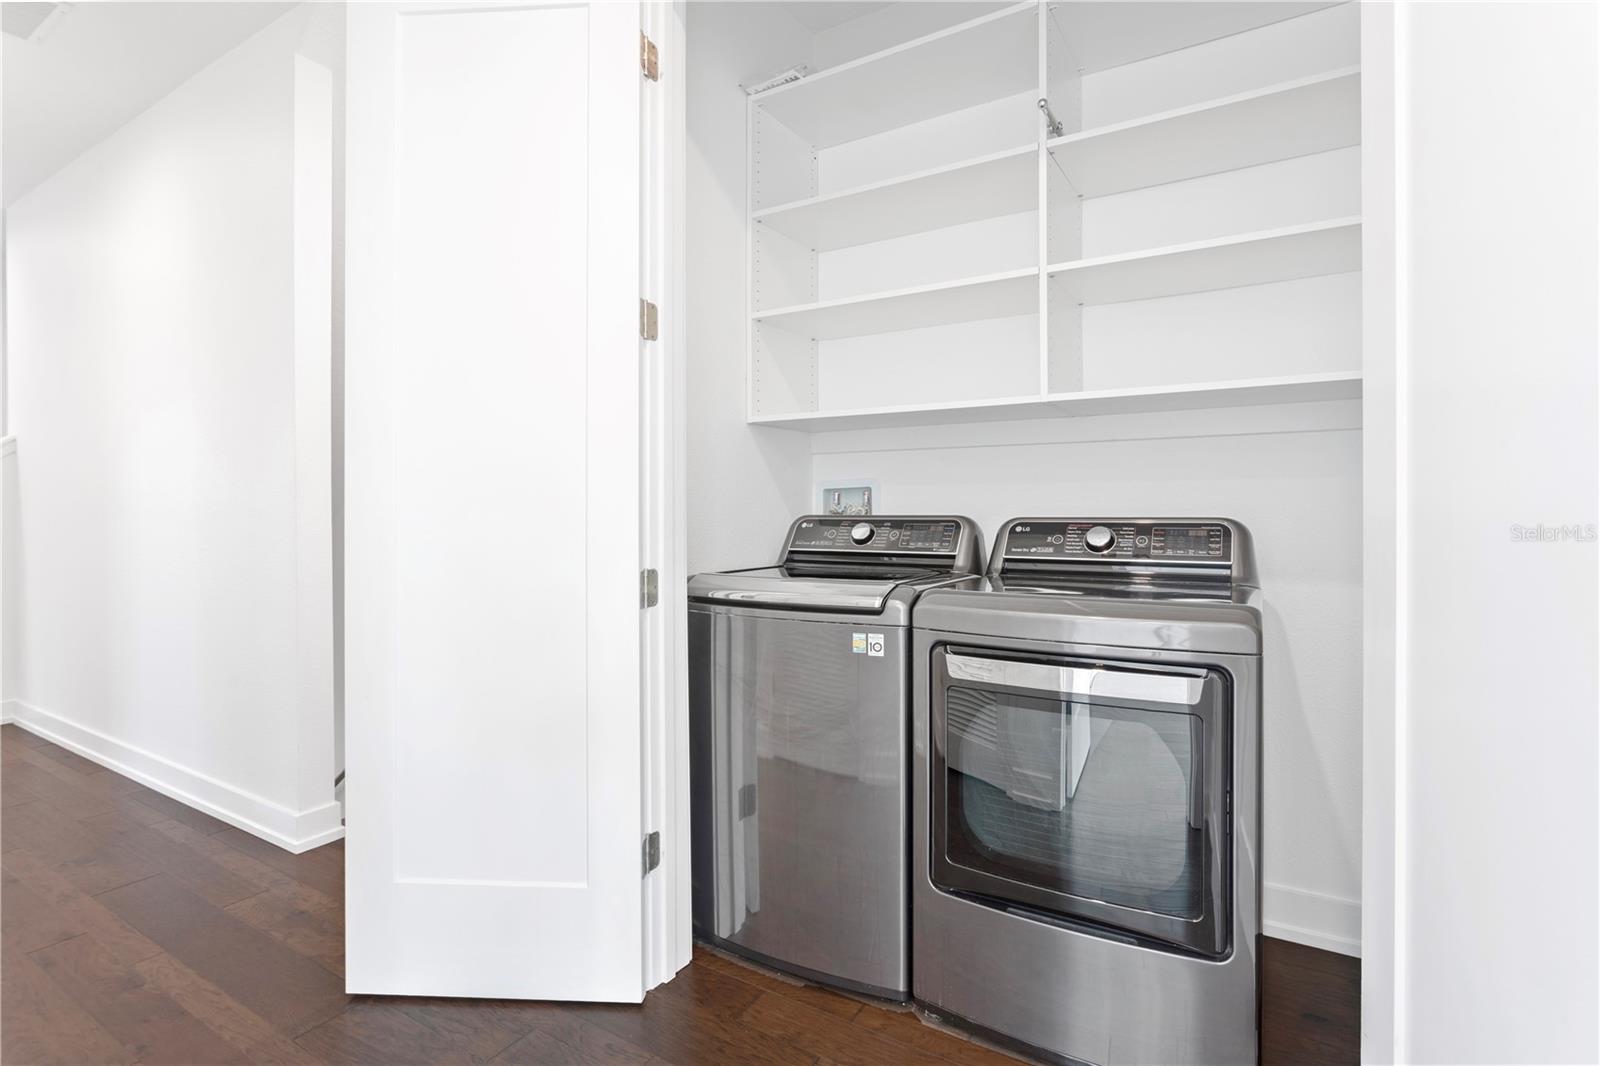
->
3, 1, 293, 206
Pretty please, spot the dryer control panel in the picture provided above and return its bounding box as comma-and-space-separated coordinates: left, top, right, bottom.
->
1003, 520, 1229, 562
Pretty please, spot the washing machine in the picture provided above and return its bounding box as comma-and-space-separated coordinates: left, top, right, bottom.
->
689, 514, 983, 1000
912, 517, 1261, 1065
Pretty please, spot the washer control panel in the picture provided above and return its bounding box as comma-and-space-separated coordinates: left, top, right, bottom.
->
1002, 520, 1230, 564
789, 516, 962, 554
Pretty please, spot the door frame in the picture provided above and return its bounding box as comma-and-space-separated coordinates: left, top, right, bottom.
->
641, 0, 692, 991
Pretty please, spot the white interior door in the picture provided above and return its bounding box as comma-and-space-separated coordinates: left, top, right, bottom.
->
344, 0, 645, 1000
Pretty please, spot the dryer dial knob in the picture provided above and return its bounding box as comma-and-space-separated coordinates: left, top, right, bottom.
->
850, 522, 876, 545
1084, 525, 1116, 553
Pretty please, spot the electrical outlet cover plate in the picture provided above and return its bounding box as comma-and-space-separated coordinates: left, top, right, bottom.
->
819, 482, 877, 516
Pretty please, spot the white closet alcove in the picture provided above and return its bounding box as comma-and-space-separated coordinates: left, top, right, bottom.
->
745, 1, 1363, 430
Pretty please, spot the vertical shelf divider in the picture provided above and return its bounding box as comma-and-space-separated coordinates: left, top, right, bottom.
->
1035, 0, 1050, 398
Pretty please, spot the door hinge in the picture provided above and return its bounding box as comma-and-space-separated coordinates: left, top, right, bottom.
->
643, 830, 661, 875
738, 783, 757, 819
639, 298, 658, 341
640, 568, 659, 608
640, 33, 659, 81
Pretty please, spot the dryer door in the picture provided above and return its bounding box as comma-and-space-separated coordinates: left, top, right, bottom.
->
929, 647, 1233, 957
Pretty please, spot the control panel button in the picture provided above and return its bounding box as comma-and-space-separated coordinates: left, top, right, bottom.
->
850, 522, 875, 545
1083, 525, 1116, 553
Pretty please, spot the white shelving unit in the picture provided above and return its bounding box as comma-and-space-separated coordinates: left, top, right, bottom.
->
745, 1, 1364, 429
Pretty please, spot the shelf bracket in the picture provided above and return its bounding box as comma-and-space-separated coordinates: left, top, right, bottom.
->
1038, 98, 1065, 139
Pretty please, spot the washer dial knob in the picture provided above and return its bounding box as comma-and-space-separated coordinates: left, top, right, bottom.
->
1083, 525, 1116, 554
850, 522, 876, 545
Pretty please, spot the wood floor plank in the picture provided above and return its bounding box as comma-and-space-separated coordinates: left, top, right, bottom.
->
9, 738, 112, 785
112, 823, 266, 908
30, 740, 109, 777
3, 800, 164, 896
149, 817, 296, 896
2, 850, 165, 966
97, 873, 350, 1036
396, 997, 556, 1059
739, 990, 953, 1066
1, 867, 87, 956
226, 882, 347, 976
491, 1011, 657, 1065
571, 963, 816, 1066
3, 798, 103, 860
213, 826, 345, 900
2, 758, 121, 820
294, 999, 532, 1065
1262, 937, 1360, 1066
693, 946, 864, 1021
30, 932, 252, 1064
81, 806, 163, 837
1, 946, 136, 1065
2, 723, 49, 748
852, 1002, 1026, 1066
2, 775, 42, 809
134, 951, 327, 1065
130, 787, 236, 835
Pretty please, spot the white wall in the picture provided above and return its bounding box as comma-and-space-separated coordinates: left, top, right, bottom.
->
2, 6, 341, 852
812, 402, 1365, 954
1365, 3, 1600, 1061
687, 2, 813, 571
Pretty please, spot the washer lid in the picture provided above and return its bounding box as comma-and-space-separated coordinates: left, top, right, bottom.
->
690, 567, 971, 614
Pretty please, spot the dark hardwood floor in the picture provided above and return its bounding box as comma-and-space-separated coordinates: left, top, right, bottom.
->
1, 723, 1359, 1064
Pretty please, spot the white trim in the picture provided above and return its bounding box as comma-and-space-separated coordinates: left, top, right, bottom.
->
1, 699, 345, 853
1265, 882, 1361, 958
1361, 2, 1404, 1061
640, 0, 691, 993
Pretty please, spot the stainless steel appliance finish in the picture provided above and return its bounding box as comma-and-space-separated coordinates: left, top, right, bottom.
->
913, 518, 1261, 1065
690, 515, 983, 1000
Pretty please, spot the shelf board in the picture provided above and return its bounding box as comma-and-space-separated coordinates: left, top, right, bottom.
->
1047, 1, 1342, 75
1047, 67, 1361, 199
753, 268, 1039, 341
754, 145, 1039, 251
750, 372, 1363, 431
1047, 217, 1361, 306
752, 3, 1037, 148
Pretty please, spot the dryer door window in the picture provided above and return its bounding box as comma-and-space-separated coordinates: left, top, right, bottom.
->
930, 648, 1232, 957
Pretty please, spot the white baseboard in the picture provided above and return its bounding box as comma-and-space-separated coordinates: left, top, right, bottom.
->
1, 698, 343, 855
1265, 881, 1361, 957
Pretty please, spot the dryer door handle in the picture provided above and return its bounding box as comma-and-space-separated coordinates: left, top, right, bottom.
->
944, 654, 1205, 707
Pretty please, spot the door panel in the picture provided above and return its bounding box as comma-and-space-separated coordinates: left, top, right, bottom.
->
346, 1, 643, 1000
